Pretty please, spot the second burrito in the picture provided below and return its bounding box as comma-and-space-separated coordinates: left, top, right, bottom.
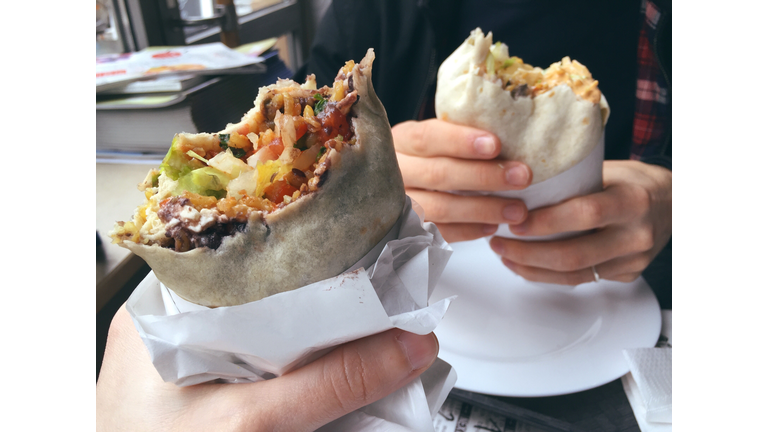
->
435, 28, 610, 184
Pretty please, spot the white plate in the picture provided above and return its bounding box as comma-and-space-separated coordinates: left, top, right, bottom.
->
430, 238, 661, 397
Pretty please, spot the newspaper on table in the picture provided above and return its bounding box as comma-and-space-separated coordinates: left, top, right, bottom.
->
433, 398, 549, 432
96, 42, 265, 93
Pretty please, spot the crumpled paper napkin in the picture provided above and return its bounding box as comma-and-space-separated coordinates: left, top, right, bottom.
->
126, 197, 458, 431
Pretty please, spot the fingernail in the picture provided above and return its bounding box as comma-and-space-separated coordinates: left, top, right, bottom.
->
505, 165, 529, 186
483, 224, 498, 235
473, 136, 496, 156
397, 331, 438, 371
502, 204, 525, 222
489, 238, 504, 255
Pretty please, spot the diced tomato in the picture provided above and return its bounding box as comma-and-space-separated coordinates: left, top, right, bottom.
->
338, 120, 351, 141
268, 137, 284, 155
320, 106, 344, 129
263, 180, 298, 204
317, 106, 351, 141
251, 146, 280, 165
294, 121, 308, 140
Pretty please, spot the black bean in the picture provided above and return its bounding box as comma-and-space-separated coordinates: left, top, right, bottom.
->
510, 84, 529, 99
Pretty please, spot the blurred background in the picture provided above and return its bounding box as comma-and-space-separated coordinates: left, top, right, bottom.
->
95, 0, 334, 379
96, 0, 330, 71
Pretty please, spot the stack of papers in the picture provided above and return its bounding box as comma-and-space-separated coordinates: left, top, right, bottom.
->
95, 40, 286, 155
96, 39, 274, 94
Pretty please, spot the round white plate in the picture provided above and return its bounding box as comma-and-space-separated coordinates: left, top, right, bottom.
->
430, 238, 661, 397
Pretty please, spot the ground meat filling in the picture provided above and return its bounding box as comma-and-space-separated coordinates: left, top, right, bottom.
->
159, 196, 249, 252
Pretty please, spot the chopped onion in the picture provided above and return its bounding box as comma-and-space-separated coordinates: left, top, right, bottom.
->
226, 169, 259, 200
279, 147, 301, 164
293, 143, 321, 171
209, 150, 250, 177
281, 114, 297, 148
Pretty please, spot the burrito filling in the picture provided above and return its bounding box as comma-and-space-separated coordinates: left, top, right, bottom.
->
482, 41, 601, 104
111, 61, 360, 252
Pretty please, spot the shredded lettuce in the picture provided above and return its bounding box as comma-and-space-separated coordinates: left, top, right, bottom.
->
174, 167, 230, 199
158, 136, 230, 198
486, 52, 495, 78
159, 136, 193, 180
187, 150, 209, 164
209, 149, 250, 178
502, 58, 516, 68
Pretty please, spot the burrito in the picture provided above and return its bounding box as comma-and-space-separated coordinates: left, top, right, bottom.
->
435, 28, 610, 184
110, 49, 406, 307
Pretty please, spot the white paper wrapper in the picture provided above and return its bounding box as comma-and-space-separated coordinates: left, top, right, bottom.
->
125, 197, 458, 432
452, 133, 604, 241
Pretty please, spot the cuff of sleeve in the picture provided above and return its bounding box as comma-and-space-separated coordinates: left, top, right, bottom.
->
640, 155, 672, 171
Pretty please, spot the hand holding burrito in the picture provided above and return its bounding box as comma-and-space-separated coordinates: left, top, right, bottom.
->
393, 119, 532, 242
489, 160, 672, 285
106, 51, 456, 430
395, 28, 671, 285
96, 306, 439, 431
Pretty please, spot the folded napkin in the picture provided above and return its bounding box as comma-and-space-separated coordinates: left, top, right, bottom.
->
622, 310, 672, 431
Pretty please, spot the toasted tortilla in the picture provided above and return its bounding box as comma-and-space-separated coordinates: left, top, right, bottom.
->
435, 29, 610, 184
119, 49, 406, 307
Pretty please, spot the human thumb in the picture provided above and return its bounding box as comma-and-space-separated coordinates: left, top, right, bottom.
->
251, 329, 438, 432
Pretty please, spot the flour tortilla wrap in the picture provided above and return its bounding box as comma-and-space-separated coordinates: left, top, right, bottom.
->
113, 49, 406, 306
435, 28, 610, 184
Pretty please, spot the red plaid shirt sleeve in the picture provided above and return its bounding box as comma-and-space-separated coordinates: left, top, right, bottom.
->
631, 0, 672, 170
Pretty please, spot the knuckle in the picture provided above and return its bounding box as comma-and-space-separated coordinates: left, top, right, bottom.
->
628, 184, 651, 215
425, 196, 450, 222
634, 225, 655, 252
578, 197, 604, 227
424, 161, 447, 189
553, 251, 584, 272
475, 165, 495, 189
408, 121, 430, 155
328, 347, 370, 411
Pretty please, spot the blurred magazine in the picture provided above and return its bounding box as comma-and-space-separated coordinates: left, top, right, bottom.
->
96, 48, 292, 155
96, 42, 267, 93
98, 74, 207, 95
